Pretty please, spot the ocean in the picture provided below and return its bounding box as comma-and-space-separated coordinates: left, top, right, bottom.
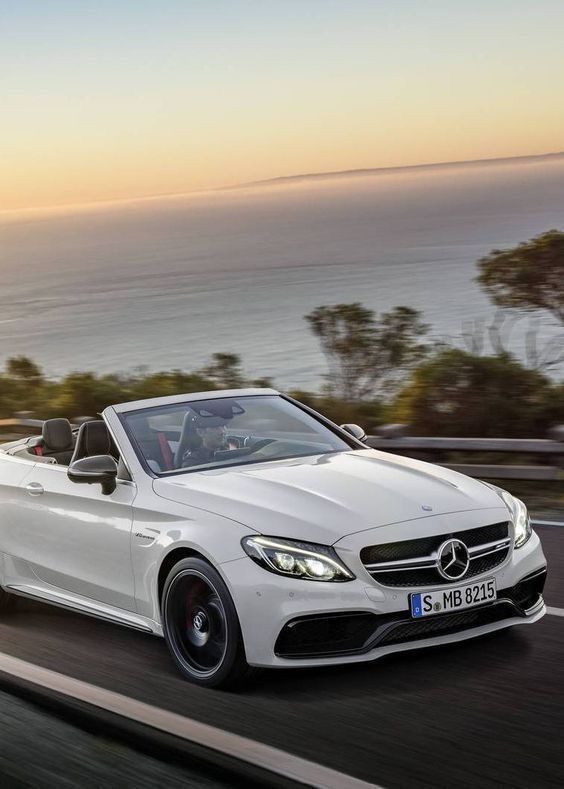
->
1, 155, 563, 390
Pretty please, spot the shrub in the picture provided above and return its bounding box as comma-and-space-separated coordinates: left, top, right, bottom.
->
393, 349, 555, 437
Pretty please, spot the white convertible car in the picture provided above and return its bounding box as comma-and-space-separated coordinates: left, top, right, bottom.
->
0, 389, 547, 688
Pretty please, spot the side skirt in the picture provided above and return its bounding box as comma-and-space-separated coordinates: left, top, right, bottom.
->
5, 583, 162, 636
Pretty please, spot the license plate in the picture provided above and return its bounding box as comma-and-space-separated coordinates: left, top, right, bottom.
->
410, 578, 497, 618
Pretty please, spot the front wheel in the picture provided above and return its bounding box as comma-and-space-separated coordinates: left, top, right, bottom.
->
162, 558, 255, 689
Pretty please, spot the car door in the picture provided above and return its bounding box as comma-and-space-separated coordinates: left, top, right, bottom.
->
4, 461, 136, 611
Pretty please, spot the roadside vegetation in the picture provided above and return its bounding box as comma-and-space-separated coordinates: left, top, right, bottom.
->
1, 230, 562, 438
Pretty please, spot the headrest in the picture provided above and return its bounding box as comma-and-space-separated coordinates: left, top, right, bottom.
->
72, 420, 112, 462
42, 418, 73, 451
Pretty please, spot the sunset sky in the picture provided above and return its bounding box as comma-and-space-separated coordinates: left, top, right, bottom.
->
2, 0, 564, 211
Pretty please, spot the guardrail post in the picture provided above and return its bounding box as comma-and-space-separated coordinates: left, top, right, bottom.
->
547, 425, 564, 442
547, 425, 564, 469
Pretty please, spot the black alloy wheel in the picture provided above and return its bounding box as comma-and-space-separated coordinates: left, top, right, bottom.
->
162, 557, 255, 689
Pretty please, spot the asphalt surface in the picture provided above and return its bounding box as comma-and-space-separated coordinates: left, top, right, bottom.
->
0, 689, 227, 788
0, 525, 562, 789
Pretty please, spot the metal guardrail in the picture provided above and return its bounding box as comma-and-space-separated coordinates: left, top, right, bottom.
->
1, 416, 563, 481
366, 424, 564, 481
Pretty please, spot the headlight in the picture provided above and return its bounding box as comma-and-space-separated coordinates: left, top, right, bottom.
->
241, 536, 355, 582
486, 484, 532, 548
505, 494, 532, 548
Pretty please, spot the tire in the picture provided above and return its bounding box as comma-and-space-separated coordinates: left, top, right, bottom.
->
161, 557, 256, 689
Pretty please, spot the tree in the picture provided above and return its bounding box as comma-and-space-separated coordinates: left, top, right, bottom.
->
305, 303, 429, 401
289, 389, 384, 434
393, 348, 554, 437
476, 229, 564, 325
0, 376, 16, 418
2, 356, 46, 414
200, 353, 245, 389
48, 372, 126, 418
199, 352, 272, 389
127, 370, 217, 401
6, 356, 43, 383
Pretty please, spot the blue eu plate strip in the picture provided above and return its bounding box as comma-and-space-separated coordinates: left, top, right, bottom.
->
411, 593, 423, 618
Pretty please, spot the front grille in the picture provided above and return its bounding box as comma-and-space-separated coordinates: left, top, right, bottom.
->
361, 521, 510, 588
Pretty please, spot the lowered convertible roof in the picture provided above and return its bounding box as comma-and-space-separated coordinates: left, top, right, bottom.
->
108, 388, 280, 414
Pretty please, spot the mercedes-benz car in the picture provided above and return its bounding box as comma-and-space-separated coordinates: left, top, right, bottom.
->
0, 389, 547, 688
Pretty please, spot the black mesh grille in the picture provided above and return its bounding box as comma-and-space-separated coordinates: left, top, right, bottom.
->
361, 521, 509, 565
459, 522, 509, 548
362, 536, 438, 564
362, 521, 510, 588
375, 602, 516, 648
511, 568, 547, 609
466, 553, 507, 579
275, 612, 378, 658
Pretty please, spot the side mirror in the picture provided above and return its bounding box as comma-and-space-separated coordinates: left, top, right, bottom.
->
340, 423, 367, 443
68, 455, 118, 496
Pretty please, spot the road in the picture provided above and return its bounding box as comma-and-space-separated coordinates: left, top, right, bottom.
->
0, 688, 227, 788
0, 525, 562, 788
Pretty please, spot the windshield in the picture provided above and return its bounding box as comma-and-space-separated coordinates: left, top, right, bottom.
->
121, 395, 353, 475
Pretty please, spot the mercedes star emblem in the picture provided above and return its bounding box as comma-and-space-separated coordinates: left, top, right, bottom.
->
437, 538, 470, 580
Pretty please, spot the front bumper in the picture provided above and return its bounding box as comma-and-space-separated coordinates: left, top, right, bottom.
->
219, 528, 547, 668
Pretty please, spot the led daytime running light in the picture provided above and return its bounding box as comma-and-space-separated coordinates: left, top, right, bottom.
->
242, 535, 354, 581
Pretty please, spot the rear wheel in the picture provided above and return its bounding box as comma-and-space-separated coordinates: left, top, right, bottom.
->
162, 558, 255, 689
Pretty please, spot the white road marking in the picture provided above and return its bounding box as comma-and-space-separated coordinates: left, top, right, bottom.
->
0, 651, 381, 789
532, 520, 564, 527
547, 607, 564, 618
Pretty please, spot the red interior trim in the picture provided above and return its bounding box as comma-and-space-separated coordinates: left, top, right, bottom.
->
157, 432, 173, 470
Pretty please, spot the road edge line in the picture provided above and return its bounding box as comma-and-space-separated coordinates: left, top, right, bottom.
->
532, 520, 564, 527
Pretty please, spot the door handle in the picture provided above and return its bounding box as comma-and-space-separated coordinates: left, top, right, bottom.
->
25, 482, 44, 496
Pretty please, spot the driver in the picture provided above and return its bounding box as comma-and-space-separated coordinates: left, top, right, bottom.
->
181, 416, 230, 468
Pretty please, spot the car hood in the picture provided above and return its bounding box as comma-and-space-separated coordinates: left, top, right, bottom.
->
152, 449, 507, 545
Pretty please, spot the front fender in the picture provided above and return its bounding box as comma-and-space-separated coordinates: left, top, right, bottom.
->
131, 489, 253, 622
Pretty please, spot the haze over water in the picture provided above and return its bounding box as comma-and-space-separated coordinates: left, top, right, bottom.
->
1, 155, 563, 390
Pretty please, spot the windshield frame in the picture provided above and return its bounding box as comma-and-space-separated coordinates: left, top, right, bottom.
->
119, 393, 363, 478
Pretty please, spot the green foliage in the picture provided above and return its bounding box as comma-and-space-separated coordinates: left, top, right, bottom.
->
288, 390, 385, 434
200, 353, 245, 389
6, 356, 43, 382
47, 372, 129, 418
305, 303, 429, 401
0, 375, 16, 418
0, 356, 46, 416
0, 354, 259, 420
542, 382, 564, 427
0, 305, 561, 441
393, 348, 555, 437
125, 371, 217, 402
476, 229, 564, 325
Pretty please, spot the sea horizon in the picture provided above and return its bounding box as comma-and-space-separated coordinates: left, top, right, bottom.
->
1, 154, 563, 390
